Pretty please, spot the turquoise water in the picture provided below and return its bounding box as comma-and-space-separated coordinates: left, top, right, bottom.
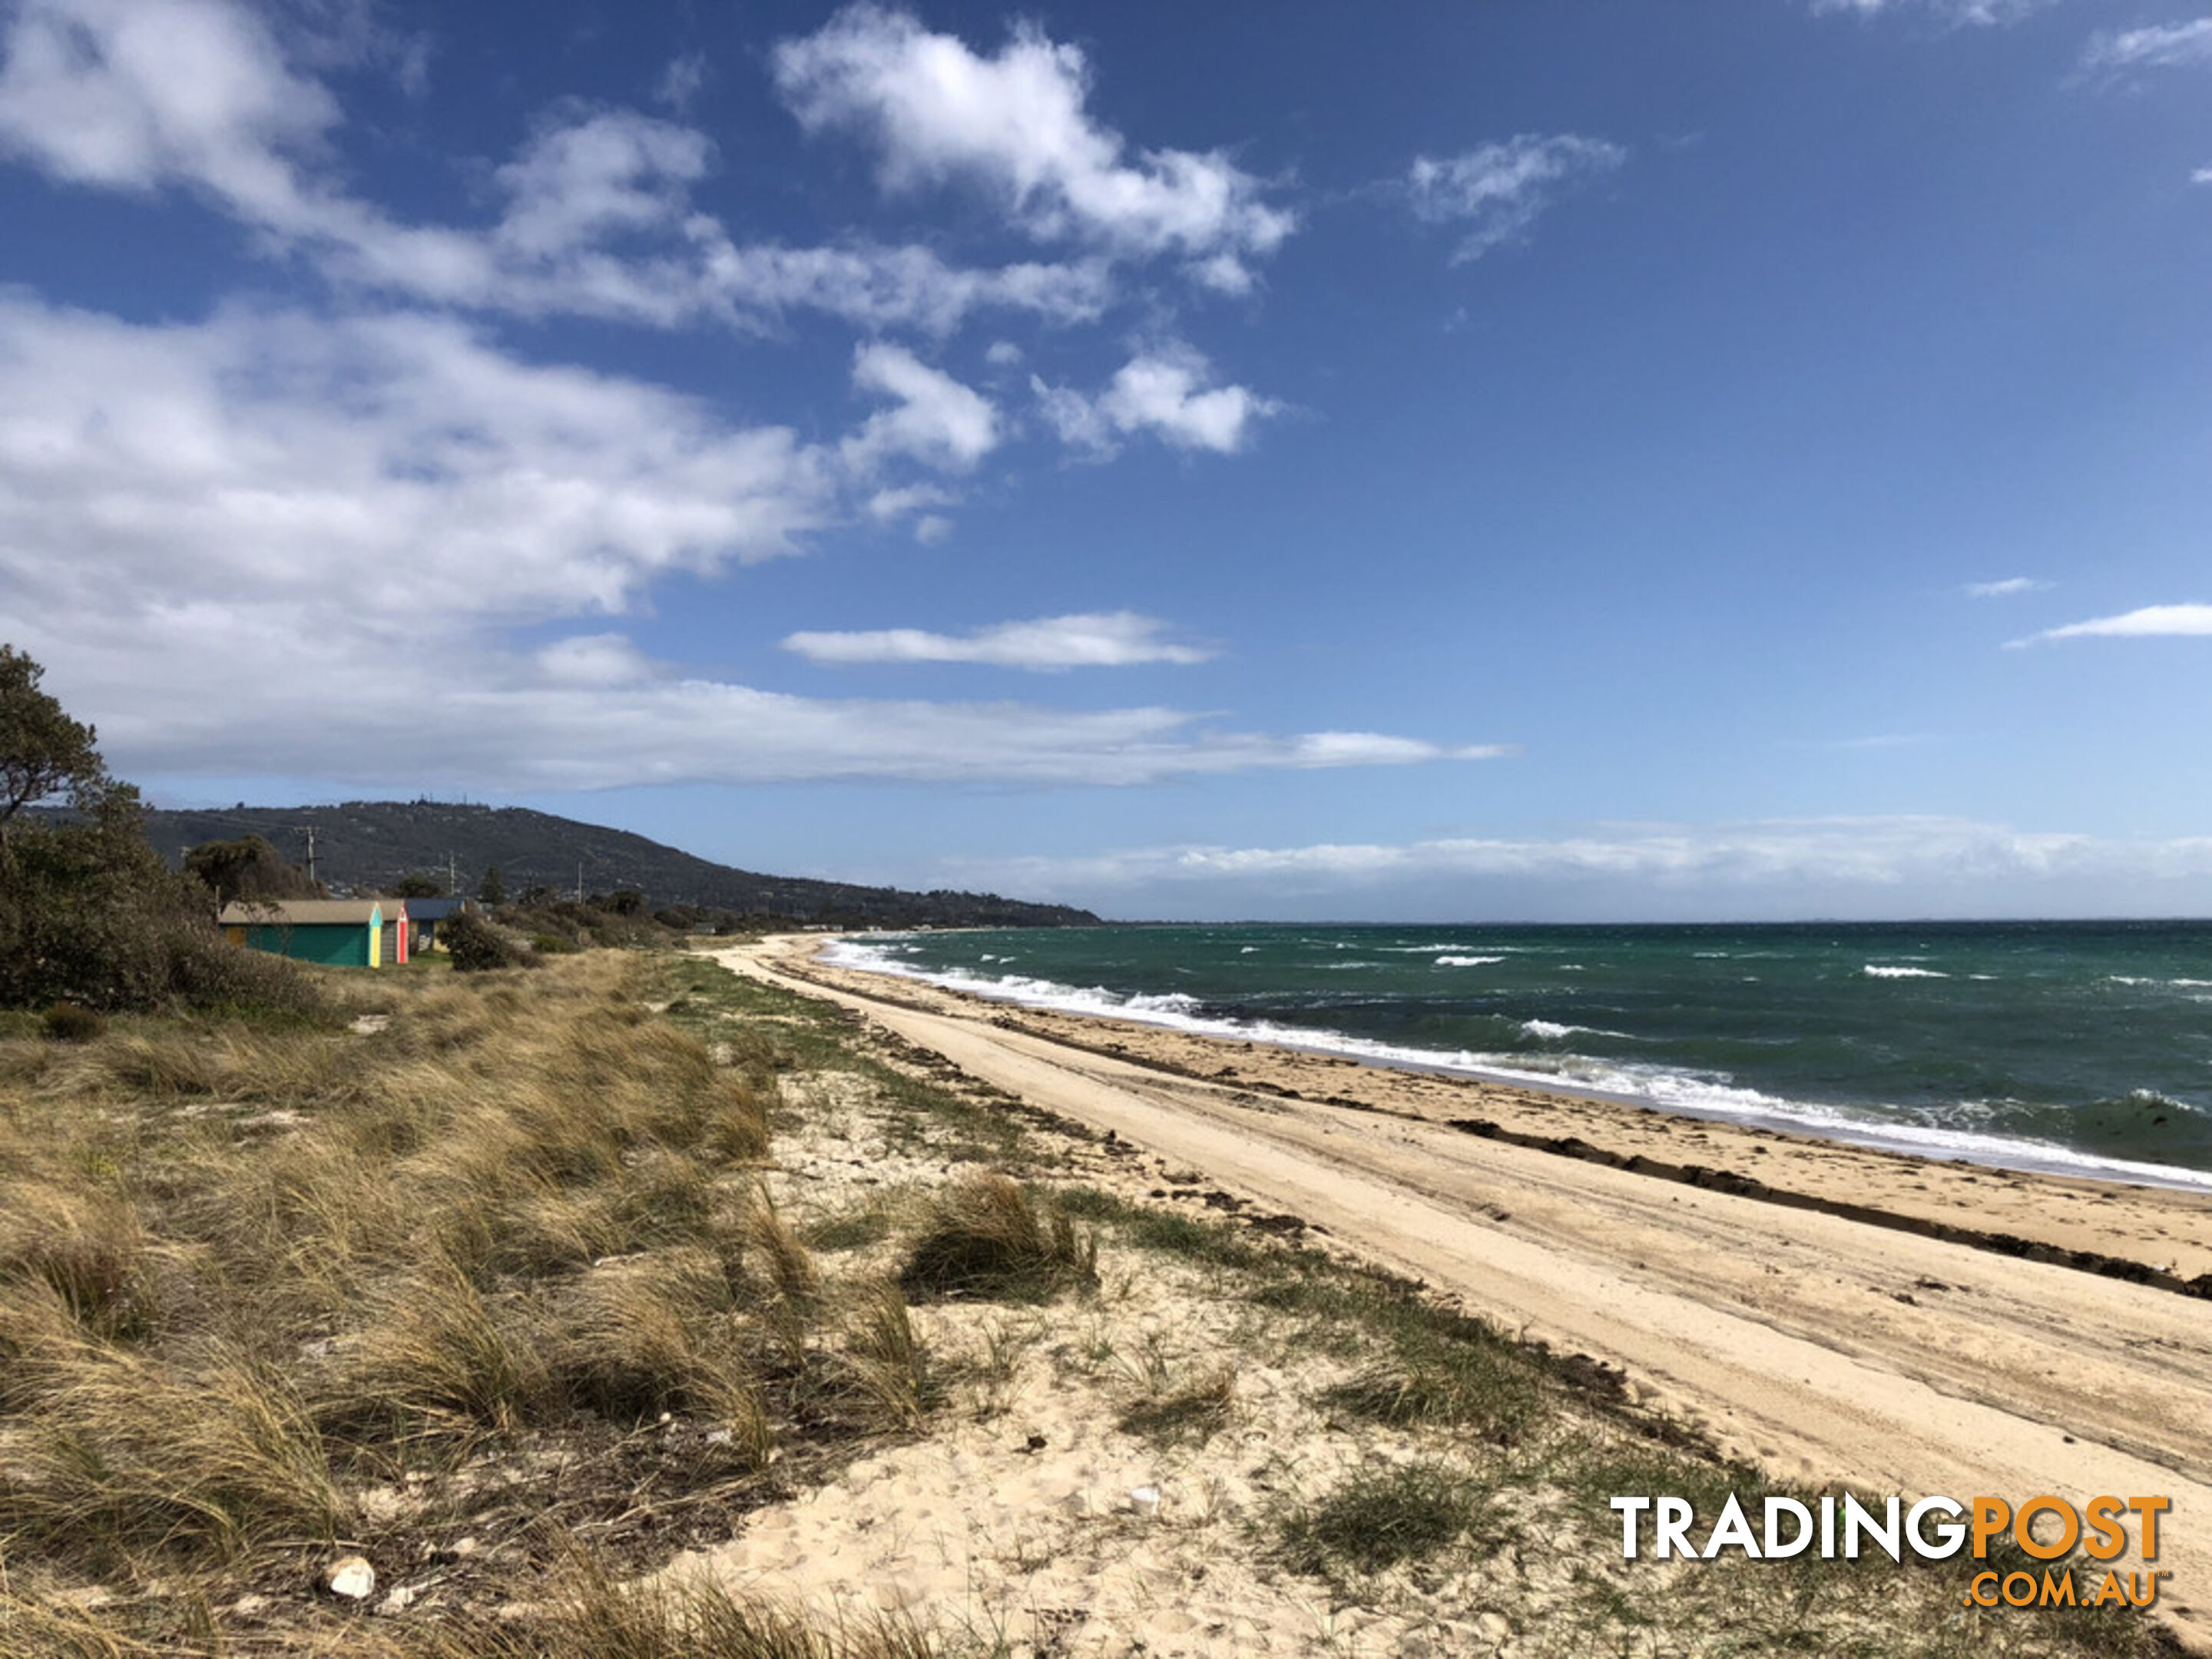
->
826, 921, 2212, 1189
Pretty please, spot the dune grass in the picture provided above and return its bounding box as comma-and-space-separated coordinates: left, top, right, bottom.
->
896, 1174, 1097, 1303
0, 953, 927, 1652
0, 949, 2177, 1659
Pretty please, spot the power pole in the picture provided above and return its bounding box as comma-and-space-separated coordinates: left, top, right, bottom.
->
448, 851, 457, 896
576, 860, 584, 902
301, 826, 316, 887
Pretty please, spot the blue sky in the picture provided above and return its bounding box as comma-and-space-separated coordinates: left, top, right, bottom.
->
3, 0, 2211, 920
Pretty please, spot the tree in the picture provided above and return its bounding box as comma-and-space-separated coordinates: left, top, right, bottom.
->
391, 873, 446, 899
185, 835, 320, 908
0, 645, 316, 1013
478, 864, 506, 906
0, 644, 104, 851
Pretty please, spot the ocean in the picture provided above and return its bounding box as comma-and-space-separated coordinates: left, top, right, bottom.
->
824, 920, 2212, 1190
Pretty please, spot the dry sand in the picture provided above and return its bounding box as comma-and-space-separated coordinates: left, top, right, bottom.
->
705, 935, 2212, 1654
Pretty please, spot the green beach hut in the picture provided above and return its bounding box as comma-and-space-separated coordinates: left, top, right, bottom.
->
219, 899, 402, 967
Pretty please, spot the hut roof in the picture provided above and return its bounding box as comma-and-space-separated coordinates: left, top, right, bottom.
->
217, 899, 384, 926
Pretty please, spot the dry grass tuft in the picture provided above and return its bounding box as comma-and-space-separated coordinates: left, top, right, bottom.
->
548, 1249, 756, 1430
896, 1174, 1096, 1303
312, 1260, 551, 1448
1117, 1366, 1236, 1447
0, 1591, 169, 1659
2, 1336, 342, 1565
0, 1181, 148, 1334
820, 1279, 929, 1432
406, 1554, 932, 1659
742, 1186, 822, 1313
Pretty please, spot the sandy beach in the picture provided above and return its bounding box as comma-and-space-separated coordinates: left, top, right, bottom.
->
717, 934, 2212, 1653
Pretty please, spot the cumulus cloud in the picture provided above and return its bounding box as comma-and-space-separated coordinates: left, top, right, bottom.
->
773, 5, 1293, 291
0, 0, 1111, 335
1033, 346, 1279, 456
783, 612, 1216, 670
0, 296, 1482, 790
842, 344, 999, 473
2009, 603, 2212, 646
1405, 135, 1625, 263
2081, 18, 2212, 71
1963, 576, 2049, 597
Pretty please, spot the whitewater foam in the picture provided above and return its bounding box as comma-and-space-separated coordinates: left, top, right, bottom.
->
821, 938, 2212, 1194
1865, 965, 1948, 979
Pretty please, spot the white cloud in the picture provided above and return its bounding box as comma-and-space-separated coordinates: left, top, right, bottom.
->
0, 296, 1479, 791
1405, 135, 1625, 264
2081, 18, 2212, 71
0, 0, 1113, 336
842, 343, 999, 473
0, 296, 831, 621
946, 816, 2212, 916
536, 633, 661, 687
863, 482, 955, 524
1963, 576, 2050, 597
1033, 346, 1279, 456
655, 51, 707, 112
783, 612, 1216, 670
0, 0, 338, 220
1810, 0, 2061, 25
492, 108, 711, 260
773, 5, 1293, 290
2197, 166, 2212, 184
2010, 602, 2212, 646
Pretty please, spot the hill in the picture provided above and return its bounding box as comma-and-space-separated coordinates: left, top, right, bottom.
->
136, 801, 1099, 930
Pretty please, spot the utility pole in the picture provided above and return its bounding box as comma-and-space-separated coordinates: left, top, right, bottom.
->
577, 860, 584, 902
301, 826, 316, 888
448, 851, 457, 896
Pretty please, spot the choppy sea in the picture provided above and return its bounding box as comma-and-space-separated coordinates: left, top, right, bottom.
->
825, 920, 2212, 1190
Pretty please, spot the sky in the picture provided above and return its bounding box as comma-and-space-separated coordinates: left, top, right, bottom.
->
2, 0, 2211, 922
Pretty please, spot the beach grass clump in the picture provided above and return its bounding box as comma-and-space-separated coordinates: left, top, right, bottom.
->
310, 1260, 551, 1447
0, 1178, 151, 1335
814, 1278, 930, 1432
2, 1335, 343, 1568
1277, 1459, 1493, 1581
800, 1198, 898, 1254
0, 1591, 171, 1659
403, 1555, 933, 1659
896, 1174, 1096, 1302
1117, 1366, 1236, 1447
544, 1248, 754, 1428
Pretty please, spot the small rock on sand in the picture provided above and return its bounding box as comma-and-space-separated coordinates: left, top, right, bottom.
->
321, 1555, 376, 1601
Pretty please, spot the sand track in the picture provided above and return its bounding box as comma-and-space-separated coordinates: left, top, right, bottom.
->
717, 942, 2212, 1651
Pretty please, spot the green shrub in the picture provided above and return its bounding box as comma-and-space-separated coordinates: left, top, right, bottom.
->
40, 1002, 104, 1042
445, 911, 538, 973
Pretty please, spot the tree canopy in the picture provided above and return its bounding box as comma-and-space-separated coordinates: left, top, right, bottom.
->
0, 644, 104, 842
185, 835, 323, 908
1, 645, 316, 1013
